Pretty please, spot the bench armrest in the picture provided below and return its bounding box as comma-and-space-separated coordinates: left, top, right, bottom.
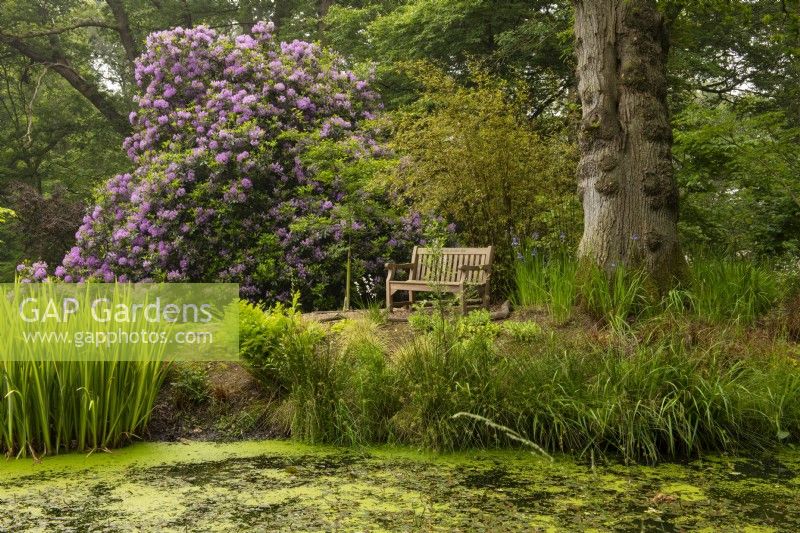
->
386, 262, 415, 282
385, 262, 415, 272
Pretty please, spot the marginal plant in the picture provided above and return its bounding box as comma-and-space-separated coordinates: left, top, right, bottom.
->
0, 283, 168, 458
579, 262, 650, 331
235, 257, 800, 463
238, 294, 306, 389
512, 253, 577, 323
501, 320, 543, 342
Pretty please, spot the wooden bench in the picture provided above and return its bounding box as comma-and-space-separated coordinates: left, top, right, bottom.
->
385, 246, 494, 314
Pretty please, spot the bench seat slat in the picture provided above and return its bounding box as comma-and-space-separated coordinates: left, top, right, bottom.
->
388, 281, 464, 293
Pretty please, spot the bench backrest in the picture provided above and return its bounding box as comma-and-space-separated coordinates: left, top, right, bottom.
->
410, 246, 494, 284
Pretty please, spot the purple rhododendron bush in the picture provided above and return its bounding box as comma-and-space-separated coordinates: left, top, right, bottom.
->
19, 22, 421, 308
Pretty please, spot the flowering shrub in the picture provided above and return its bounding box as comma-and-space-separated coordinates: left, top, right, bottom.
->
36, 22, 421, 308
16, 261, 49, 283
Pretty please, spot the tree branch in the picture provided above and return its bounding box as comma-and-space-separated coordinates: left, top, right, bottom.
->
24, 68, 48, 148
0, 62, 22, 130
0, 33, 131, 136
3, 21, 119, 39
531, 83, 569, 118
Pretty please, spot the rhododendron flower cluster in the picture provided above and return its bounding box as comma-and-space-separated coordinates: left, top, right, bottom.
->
33, 22, 422, 308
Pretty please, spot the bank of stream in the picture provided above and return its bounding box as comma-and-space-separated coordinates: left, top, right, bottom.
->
1, 440, 799, 531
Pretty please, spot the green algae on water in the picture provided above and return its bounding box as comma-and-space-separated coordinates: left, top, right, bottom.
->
0, 441, 799, 531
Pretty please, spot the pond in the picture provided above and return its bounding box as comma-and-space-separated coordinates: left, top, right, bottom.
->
0, 441, 798, 531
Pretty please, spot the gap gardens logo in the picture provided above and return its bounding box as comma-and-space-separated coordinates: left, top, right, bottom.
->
1, 283, 239, 361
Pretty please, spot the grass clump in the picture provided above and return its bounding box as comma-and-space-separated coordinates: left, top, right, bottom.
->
420, 325, 800, 461
241, 303, 800, 463
503, 338, 800, 463
687, 257, 781, 324
579, 262, 650, 330
514, 254, 793, 331
285, 320, 397, 446
391, 314, 503, 450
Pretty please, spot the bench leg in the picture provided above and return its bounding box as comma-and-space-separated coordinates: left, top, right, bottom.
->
386, 285, 393, 313
482, 286, 490, 309
408, 290, 414, 307
460, 287, 467, 315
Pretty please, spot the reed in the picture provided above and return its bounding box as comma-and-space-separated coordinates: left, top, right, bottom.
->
0, 283, 168, 458
513, 254, 577, 323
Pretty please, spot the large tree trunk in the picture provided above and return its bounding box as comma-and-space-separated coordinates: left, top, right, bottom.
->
573, 0, 682, 290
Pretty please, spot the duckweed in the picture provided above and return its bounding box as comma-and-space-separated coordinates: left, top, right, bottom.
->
0, 441, 798, 531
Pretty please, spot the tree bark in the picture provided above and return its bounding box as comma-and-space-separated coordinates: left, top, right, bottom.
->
105, 0, 139, 67
573, 0, 682, 290
317, 0, 335, 39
